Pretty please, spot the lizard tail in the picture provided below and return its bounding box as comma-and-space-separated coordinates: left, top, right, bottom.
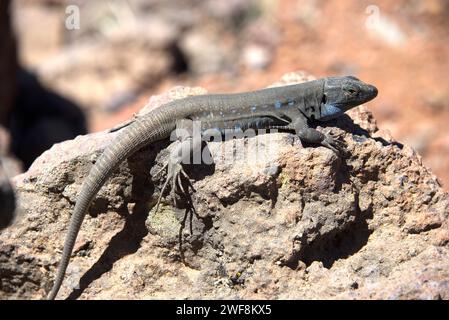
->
47, 110, 174, 300
47, 173, 98, 300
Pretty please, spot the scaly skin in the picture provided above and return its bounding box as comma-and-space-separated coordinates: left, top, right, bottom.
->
47, 76, 377, 299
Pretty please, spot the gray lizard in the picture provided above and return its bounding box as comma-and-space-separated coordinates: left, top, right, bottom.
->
47, 76, 378, 299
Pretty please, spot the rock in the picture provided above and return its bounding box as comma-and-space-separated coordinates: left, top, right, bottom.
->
1, 72, 448, 299
241, 20, 279, 70
0, 126, 21, 231
366, 10, 407, 47
179, 27, 237, 74
36, 35, 174, 114
8, 69, 87, 169
0, 161, 16, 230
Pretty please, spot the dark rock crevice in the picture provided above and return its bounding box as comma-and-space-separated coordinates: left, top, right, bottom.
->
296, 192, 373, 269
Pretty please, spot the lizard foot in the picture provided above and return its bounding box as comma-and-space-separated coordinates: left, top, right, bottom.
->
321, 134, 345, 156
154, 160, 195, 213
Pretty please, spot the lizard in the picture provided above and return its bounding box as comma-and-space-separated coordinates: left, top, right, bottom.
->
47, 76, 378, 299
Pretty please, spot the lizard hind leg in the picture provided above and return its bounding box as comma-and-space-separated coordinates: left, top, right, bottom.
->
154, 153, 191, 213
154, 145, 197, 213
154, 119, 200, 213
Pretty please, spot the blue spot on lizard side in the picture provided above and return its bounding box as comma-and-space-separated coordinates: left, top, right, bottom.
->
275, 101, 282, 109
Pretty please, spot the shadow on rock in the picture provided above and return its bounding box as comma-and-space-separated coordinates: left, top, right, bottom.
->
9, 68, 87, 169
65, 145, 160, 299
66, 201, 151, 300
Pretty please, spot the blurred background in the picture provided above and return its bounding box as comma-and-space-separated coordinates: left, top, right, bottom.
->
1, 0, 448, 190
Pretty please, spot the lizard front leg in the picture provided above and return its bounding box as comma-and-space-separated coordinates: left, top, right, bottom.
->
292, 117, 344, 155
154, 119, 200, 213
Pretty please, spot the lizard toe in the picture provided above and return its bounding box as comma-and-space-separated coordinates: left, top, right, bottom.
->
321, 136, 342, 156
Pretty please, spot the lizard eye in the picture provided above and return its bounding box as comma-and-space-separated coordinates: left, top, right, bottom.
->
347, 88, 357, 95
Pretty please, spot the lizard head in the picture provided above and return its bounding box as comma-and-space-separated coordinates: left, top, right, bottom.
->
319, 76, 378, 121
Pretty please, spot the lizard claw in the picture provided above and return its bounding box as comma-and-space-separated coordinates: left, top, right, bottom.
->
321, 134, 345, 156
154, 161, 194, 213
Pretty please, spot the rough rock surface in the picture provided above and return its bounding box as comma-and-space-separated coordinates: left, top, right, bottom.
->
1, 72, 448, 300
